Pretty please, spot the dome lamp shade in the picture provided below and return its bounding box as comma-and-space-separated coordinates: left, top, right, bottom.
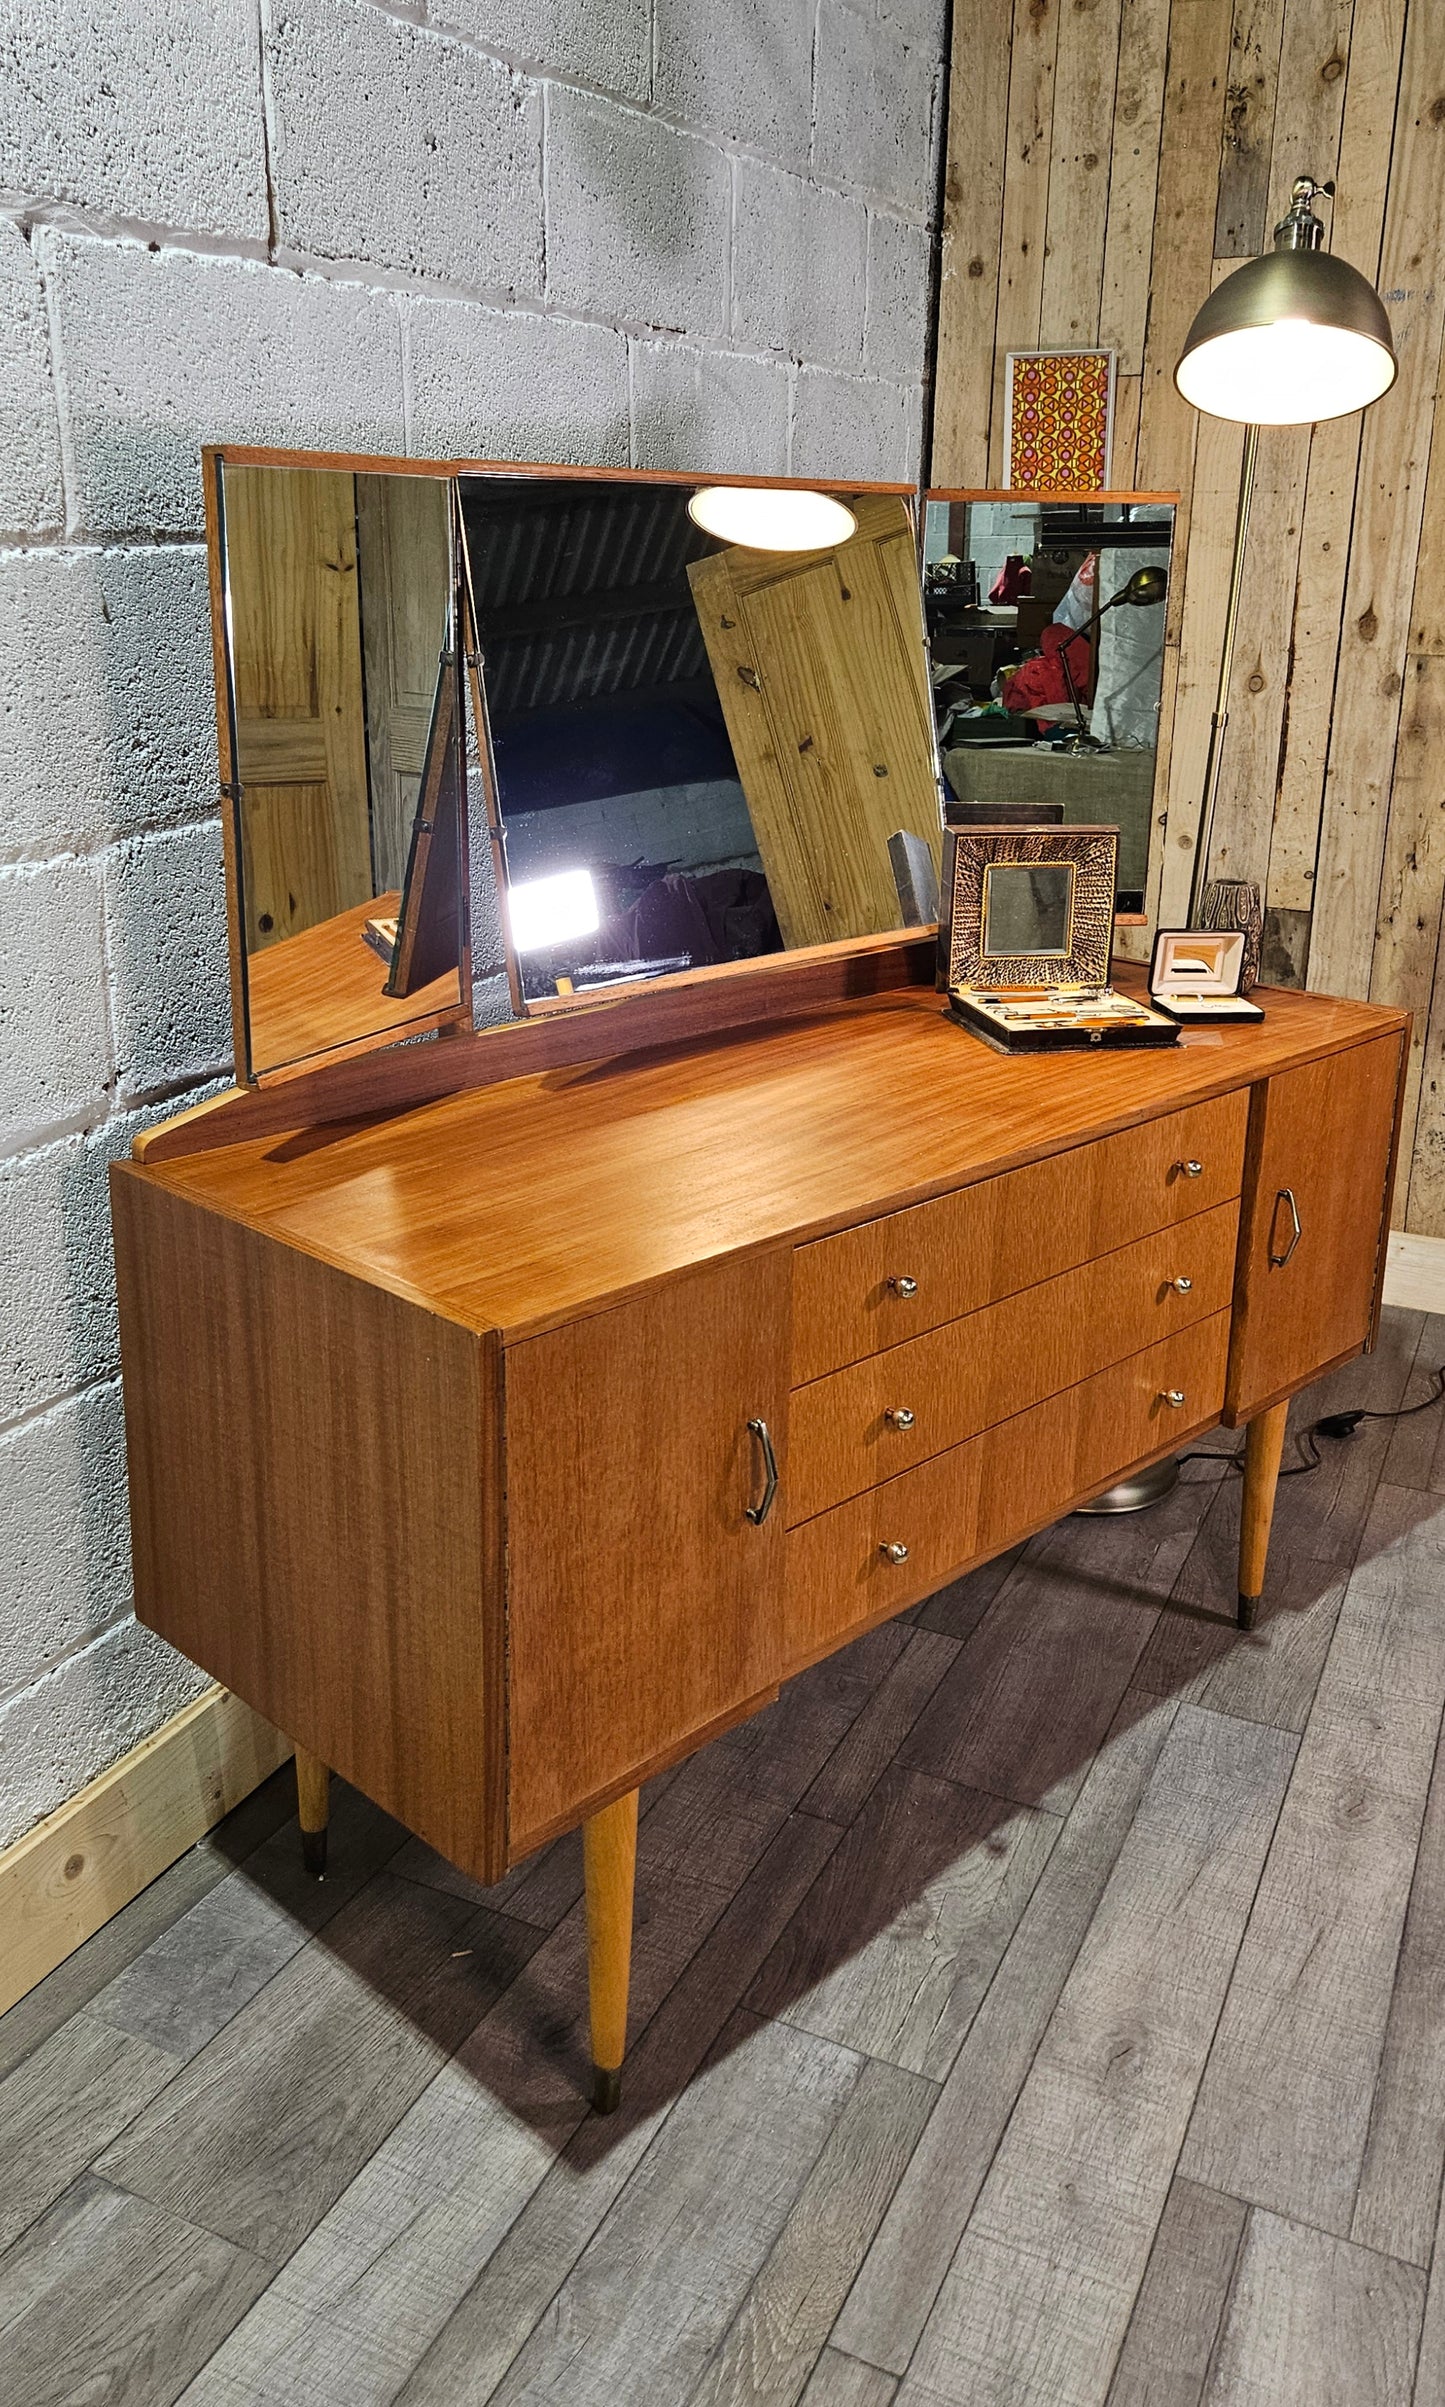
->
1174, 180, 1396, 426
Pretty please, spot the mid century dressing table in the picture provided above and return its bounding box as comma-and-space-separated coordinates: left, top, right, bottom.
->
111, 450, 1408, 2113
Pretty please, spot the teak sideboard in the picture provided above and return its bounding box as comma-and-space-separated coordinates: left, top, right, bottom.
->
111, 966, 1408, 2109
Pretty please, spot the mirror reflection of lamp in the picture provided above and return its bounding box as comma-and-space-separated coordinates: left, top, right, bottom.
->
507, 868, 600, 956
686, 486, 858, 552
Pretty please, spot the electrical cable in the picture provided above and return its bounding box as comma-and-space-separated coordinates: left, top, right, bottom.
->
1177, 1363, 1445, 1481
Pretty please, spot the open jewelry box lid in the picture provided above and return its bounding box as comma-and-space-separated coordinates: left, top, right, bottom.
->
1150, 927, 1248, 997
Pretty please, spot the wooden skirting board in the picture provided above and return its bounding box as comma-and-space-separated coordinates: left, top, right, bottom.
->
1384, 1231, 1445, 1316
0, 1684, 291, 2018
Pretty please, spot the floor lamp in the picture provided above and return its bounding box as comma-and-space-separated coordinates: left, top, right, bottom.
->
1176, 176, 1396, 925
1082, 178, 1396, 1518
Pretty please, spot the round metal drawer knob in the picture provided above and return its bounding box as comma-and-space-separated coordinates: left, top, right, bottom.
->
1171, 1275, 1193, 1294
886, 1406, 916, 1429
889, 1275, 919, 1298
1175, 1158, 1204, 1179
1160, 1388, 1187, 1409
881, 1541, 910, 1564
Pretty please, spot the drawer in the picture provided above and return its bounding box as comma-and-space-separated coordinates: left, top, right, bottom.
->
792, 1089, 1247, 1383
787, 1199, 1239, 1523
786, 1311, 1230, 1669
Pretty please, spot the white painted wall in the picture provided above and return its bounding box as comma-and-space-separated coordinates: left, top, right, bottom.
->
0, 0, 946, 1847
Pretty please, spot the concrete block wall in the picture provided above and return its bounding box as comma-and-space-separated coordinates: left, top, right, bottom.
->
0, 0, 946, 1851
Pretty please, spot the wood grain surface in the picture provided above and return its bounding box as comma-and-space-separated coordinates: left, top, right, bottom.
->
1226, 1033, 1406, 1417
110, 1172, 505, 1882
1181, 1479, 1445, 2235
240, 892, 464, 1075
689, 496, 940, 951
504, 1251, 790, 1847
1202, 2211, 1425, 2407
789, 1200, 1239, 1520
898, 1706, 1296, 2406
786, 1314, 1230, 1666
134, 984, 1400, 1346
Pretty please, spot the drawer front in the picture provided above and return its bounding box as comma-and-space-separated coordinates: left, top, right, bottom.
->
1227, 1033, 1405, 1420
792, 1090, 1248, 1383
788, 1199, 1239, 1523
786, 1312, 1230, 1669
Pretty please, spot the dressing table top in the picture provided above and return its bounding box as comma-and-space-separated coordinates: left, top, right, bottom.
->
127, 975, 1406, 1345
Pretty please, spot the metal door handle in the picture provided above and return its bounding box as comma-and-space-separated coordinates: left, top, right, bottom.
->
880, 1541, 910, 1564
886, 1406, 916, 1429
1160, 1389, 1187, 1409
1269, 1187, 1302, 1268
1170, 1276, 1193, 1294
1174, 1158, 1204, 1179
745, 1418, 779, 1525
889, 1274, 918, 1298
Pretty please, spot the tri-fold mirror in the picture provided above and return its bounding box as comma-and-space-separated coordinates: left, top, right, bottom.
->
205, 450, 1177, 1080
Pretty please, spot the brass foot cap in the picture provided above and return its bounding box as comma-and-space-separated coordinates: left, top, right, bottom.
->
301, 1828, 328, 1879
592, 2065, 622, 2115
1237, 1592, 1259, 1632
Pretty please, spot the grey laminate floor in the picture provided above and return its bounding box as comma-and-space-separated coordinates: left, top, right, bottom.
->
7, 1307, 1445, 2406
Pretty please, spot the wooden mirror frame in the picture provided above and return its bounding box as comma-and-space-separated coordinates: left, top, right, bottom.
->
923, 487, 1181, 929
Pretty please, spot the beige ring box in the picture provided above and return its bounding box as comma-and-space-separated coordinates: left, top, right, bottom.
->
1149, 928, 1266, 1024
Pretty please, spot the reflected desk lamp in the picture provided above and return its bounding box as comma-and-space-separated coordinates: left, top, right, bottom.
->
1057, 562, 1170, 748
1174, 176, 1396, 924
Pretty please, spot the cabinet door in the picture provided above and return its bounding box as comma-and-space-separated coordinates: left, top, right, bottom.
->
1226, 1034, 1404, 1421
504, 1251, 789, 1850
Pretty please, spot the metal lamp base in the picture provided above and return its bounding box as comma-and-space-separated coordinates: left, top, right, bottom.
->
1075, 1455, 1182, 1515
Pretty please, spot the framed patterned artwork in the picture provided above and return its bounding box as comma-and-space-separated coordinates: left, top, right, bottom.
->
1004, 350, 1115, 492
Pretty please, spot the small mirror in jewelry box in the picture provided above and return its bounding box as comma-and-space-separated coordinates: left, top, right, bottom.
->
1149, 928, 1266, 1024
940, 823, 1180, 1051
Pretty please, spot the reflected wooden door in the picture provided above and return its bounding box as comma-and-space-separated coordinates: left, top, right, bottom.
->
226, 465, 372, 950
355, 475, 451, 893
689, 494, 942, 948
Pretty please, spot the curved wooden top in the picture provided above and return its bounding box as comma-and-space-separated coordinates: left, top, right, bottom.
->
119, 978, 1407, 1346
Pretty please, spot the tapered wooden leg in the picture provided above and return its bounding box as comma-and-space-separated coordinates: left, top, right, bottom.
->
583, 1787, 639, 2114
295, 1746, 330, 1878
1238, 1400, 1289, 1630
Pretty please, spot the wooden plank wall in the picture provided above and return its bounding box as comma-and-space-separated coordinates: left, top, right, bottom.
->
932, 0, 1445, 1232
